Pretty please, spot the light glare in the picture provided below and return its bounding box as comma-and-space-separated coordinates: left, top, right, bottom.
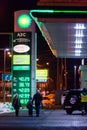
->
75, 44, 82, 49
75, 30, 84, 37
75, 38, 82, 44
74, 23, 86, 29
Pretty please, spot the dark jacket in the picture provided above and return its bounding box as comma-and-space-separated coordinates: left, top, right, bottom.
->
12, 97, 21, 109
33, 92, 42, 106
27, 101, 33, 109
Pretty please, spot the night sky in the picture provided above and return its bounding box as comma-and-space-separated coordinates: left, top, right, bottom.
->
0, 0, 42, 68
0, 0, 38, 32
0, 0, 51, 51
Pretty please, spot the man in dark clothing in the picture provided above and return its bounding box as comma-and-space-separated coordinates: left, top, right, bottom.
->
32, 90, 42, 117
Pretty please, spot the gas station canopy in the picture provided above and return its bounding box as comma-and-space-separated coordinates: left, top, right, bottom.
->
30, 9, 87, 58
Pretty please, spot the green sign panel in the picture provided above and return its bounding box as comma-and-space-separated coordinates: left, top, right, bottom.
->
13, 71, 31, 105
13, 66, 30, 70
12, 32, 32, 106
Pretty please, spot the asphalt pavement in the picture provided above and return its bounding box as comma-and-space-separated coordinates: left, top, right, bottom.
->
0, 108, 87, 130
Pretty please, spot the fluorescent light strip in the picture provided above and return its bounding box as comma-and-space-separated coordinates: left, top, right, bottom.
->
75, 50, 81, 53
75, 49, 81, 56
30, 10, 87, 15
75, 38, 82, 44
75, 30, 84, 37
75, 44, 82, 49
74, 24, 86, 29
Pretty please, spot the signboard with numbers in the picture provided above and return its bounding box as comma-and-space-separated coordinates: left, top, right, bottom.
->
12, 32, 32, 106
13, 71, 31, 105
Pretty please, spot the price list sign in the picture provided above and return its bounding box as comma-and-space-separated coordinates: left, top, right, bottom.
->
12, 32, 32, 106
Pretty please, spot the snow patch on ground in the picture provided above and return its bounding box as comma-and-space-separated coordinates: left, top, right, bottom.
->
0, 103, 14, 113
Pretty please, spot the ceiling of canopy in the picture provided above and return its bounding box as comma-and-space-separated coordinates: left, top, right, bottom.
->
42, 22, 87, 58
30, 9, 87, 58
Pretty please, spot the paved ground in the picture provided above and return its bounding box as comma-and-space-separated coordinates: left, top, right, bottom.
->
0, 109, 87, 130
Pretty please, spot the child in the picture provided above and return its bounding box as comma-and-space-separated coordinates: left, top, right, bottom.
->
27, 97, 33, 116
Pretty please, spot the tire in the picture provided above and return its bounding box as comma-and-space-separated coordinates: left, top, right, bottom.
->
66, 109, 72, 114
69, 96, 77, 105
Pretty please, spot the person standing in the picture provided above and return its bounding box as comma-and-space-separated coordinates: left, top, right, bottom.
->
32, 90, 42, 117
26, 97, 33, 116
80, 88, 87, 115
12, 93, 21, 117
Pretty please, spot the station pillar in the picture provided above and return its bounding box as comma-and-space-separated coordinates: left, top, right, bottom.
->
12, 10, 36, 106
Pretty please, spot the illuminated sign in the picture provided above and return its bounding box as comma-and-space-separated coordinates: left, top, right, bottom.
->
13, 66, 30, 70
12, 71, 31, 105
13, 32, 31, 55
36, 69, 48, 82
2, 74, 12, 81
13, 55, 30, 65
12, 32, 32, 106
13, 44, 30, 53
18, 14, 32, 28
